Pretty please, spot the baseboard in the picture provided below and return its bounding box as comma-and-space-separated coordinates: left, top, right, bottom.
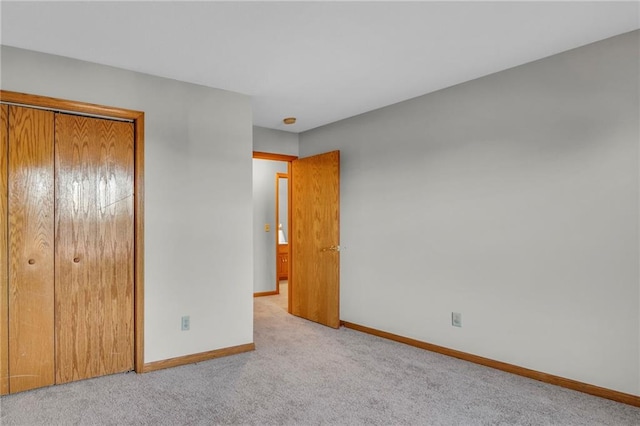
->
254, 291, 278, 297
142, 343, 255, 373
341, 321, 640, 408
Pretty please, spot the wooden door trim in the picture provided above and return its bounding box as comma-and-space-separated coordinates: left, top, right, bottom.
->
253, 151, 297, 162
8, 107, 56, 393
0, 91, 143, 121
0, 90, 145, 374
0, 105, 8, 395
252, 152, 296, 309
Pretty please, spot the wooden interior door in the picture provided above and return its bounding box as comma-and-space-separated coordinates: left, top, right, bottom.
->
7, 106, 56, 393
54, 113, 134, 383
0, 105, 9, 395
291, 150, 340, 328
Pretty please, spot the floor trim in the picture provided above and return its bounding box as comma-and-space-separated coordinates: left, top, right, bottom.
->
341, 321, 640, 407
142, 343, 255, 373
254, 290, 278, 297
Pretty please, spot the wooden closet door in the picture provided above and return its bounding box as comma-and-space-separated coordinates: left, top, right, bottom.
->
0, 105, 8, 395
55, 113, 134, 383
7, 106, 56, 393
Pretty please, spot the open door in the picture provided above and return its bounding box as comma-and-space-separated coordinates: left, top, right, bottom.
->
291, 151, 340, 328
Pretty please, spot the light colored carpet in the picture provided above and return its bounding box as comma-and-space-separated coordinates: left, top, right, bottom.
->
274, 281, 288, 311
1, 293, 639, 425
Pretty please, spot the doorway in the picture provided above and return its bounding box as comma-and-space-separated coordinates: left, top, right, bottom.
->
252, 150, 341, 329
252, 152, 296, 308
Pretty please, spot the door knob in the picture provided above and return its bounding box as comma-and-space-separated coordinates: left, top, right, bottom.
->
321, 245, 340, 252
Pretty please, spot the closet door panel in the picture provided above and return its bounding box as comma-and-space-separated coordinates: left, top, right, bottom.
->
55, 114, 134, 383
8, 106, 55, 393
0, 105, 8, 395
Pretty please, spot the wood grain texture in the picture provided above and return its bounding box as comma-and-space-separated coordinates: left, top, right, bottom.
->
142, 343, 255, 373
341, 321, 640, 407
0, 104, 8, 395
252, 151, 298, 162
291, 151, 340, 328
0, 91, 143, 121
2, 91, 145, 377
8, 106, 55, 393
277, 244, 288, 281
54, 113, 134, 384
253, 290, 278, 297
286, 162, 292, 313
134, 114, 145, 373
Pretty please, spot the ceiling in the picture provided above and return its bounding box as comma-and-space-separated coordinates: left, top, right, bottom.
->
1, 1, 638, 133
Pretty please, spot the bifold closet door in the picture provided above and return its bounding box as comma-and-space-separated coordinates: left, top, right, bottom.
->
7, 106, 56, 393
54, 113, 134, 384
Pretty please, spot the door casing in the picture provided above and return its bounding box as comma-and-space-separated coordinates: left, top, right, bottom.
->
253, 151, 297, 309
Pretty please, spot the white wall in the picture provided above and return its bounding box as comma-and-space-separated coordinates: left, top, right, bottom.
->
253, 126, 299, 156
1, 46, 254, 363
300, 31, 640, 395
253, 159, 288, 293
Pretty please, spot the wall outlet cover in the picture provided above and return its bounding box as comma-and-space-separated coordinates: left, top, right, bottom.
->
452, 312, 462, 327
181, 315, 190, 331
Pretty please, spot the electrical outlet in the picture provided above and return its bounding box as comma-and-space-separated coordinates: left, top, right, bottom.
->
181, 315, 190, 331
451, 312, 462, 327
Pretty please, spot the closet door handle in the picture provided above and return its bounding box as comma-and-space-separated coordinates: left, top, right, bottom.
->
73, 257, 80, 263
28, 259, 35, 265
